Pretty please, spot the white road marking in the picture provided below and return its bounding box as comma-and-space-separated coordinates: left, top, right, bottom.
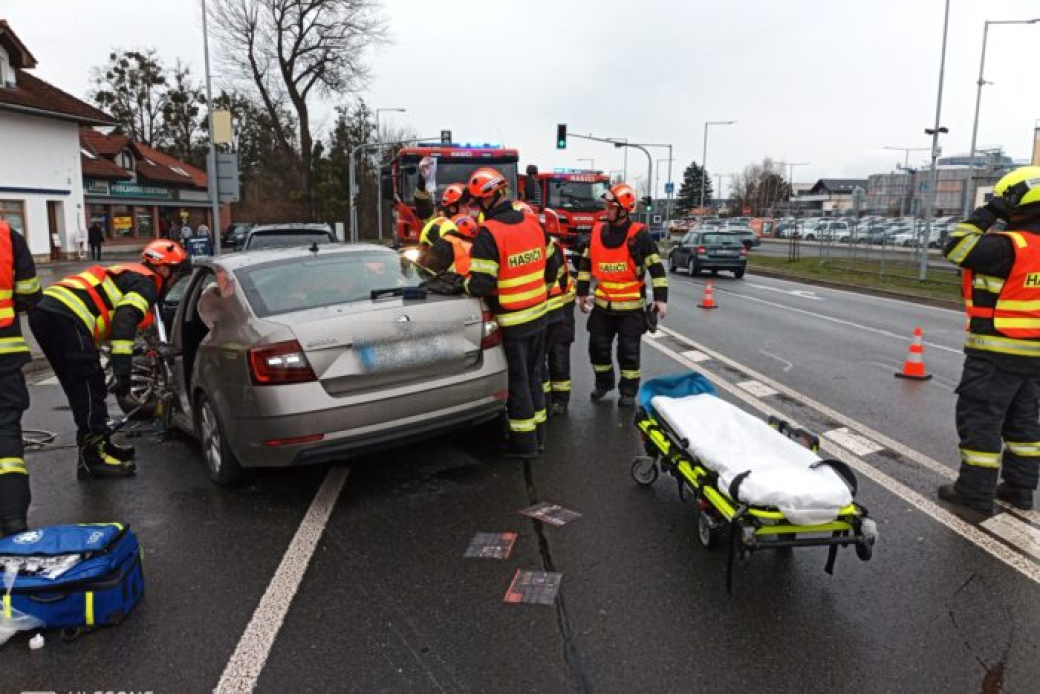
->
746, 282, 824, 301
33, 375, 59, 386
214, 466, 350, 694
737, 380, 778, 398
743, 270, 962, 314
643, 336, 1040, 586
680, 349, 711, 363
653, 324, 1040, 526
823, 427, 883, 457
759, 349, 793, 372
982, 514, 1040, 560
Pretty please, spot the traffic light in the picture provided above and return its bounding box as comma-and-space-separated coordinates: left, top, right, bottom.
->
642, 195, 653, 212
556, 123, 567, 149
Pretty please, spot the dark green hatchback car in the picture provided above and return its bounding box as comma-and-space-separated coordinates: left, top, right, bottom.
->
668, 231, 747, 278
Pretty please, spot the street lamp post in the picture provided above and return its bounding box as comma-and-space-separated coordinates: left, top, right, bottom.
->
349, 135, 439, 243
775, 161, 809, 214
200, 0, 221, 253
921, 0, 952, 282
964, 18, 1040, 219
375, 107, 407, 242
701, 121, 735, 209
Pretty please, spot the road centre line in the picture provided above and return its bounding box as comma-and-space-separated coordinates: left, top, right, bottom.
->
746, 283, 824, 300
676, 281, 962, 354
643, 336, 1040, 586
742, 270, 962, 314
654, 324, 1040, 525
214, 466, 350, 694
982, 514, 1040, 561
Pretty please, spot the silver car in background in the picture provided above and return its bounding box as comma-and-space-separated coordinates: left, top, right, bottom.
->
166, 244, 508, 484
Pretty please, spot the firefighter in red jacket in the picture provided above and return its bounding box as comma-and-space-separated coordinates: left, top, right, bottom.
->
29, 240, 188, 479
939, 166, 1040, 514
543, 236, 576, 414
465, 167, 562, 458
0, 221, 41, 537
576, 183, 668, 407
417, 183, 469, 264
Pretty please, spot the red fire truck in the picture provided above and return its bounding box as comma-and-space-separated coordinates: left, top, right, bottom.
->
525, 169, 611, 252
383, 143, 520, 248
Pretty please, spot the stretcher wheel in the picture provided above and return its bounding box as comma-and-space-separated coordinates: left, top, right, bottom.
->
855, 540, 873, 561
698, 513, 719, 549
631, 457, 658, 486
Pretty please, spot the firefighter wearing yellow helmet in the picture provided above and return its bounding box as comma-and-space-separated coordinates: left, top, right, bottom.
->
939, 166, 1040, 514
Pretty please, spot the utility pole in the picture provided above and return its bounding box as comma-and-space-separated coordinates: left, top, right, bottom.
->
349, 135, 440, 243
921, 0, 951, 281
374, 107, 407, 242
701, 121, 735, 209
201, 0, 221, 254
884, 146, 929, 218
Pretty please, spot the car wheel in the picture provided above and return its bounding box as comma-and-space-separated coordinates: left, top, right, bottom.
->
197, 393, 248, 486
668, 254, 677, 274
688, 258, 698, 276
805, 234, 815, 241
734, 267, 745, 279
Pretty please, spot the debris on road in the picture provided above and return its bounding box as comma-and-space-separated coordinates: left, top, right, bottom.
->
503, 570, 562, 605
464, 532, 518, 559
519, 502, 582, 527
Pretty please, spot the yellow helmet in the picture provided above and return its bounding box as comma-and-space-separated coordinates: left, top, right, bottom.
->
994, 166, 1040, 210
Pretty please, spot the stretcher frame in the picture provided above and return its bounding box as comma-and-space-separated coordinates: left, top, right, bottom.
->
633, 403, 877, 593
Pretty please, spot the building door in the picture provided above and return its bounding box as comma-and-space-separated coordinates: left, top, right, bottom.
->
46, 201, 65, 261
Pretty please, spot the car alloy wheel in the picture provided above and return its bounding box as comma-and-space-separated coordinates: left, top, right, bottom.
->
199, 399, 223, 477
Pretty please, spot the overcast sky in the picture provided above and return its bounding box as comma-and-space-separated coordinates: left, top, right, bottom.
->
6, 0, 1040, 197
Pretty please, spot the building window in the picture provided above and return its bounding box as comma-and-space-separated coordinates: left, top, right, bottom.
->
0, 200, 27, 238
135, 207, 154, 239
112, 204, 135, 239
88, 204, 110, 237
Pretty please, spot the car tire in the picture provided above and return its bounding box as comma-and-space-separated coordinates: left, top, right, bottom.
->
668, 254, 677, 274
688, 258, 698, 276
734, 267, 745, 279
806, 234, 816, 241
710, 269, 718, 277
196, 393, 249, 486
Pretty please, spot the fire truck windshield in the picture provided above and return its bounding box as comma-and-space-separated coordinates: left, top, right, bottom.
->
400, 160, 518, 204
547, 179, 610, 211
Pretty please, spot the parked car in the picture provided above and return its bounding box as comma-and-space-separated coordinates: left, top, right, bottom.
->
803, 220, 851, 242
668, 230, 747, 278
162, 244, 508, 484
239, 223, 336, 252
222, 223, 254, 248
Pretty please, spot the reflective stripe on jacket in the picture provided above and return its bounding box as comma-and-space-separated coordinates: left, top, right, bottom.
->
589, 221, 643, 311
484, 216, 548, 328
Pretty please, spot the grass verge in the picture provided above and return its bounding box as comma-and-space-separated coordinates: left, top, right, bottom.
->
747, 255, 961, 304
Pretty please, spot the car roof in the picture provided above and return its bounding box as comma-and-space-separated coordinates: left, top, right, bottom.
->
248, 223, 333, 233
196, 242, 392, 273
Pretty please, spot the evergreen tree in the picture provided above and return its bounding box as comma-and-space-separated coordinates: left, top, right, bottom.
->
675, 161, 713, 215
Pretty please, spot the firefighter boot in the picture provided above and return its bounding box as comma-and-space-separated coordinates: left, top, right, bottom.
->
996, 482, 1034, 511
0, 518, 28, 538
103, 434, 136, 463
618, 395, 636, 408
78, 435, 137, 479
937, 484, 995, 515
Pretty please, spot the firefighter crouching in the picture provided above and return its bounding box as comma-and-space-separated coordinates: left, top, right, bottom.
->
465, 167, 562, 459
544, 236, 576, 415
0, 221, 41, 537
29, 240, 188, 479
576, 183, 668, 407
939, 166, 1040, 514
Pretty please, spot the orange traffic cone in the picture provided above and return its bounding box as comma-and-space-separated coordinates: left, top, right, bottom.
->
895, 326, 932, 381
698, 280, 718, 309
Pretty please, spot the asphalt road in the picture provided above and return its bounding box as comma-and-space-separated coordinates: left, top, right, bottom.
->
5, 268, 1040, 693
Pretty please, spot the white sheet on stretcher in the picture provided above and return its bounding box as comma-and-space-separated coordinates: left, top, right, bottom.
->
651, 394, 853, 525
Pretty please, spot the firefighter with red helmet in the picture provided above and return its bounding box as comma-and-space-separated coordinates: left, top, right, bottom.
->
465, 167, 562, 458
29, 239, 188, 479
576, 183, 668, 407
0, 221, 41, 537
428, 215, 479, 277
418, 183, 469, 263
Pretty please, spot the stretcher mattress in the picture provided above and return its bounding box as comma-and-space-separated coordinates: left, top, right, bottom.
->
651, 394, 853, 525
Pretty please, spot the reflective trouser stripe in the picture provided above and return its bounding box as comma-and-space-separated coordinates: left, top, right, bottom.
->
593, 298, 644, 311
960, 448, 1001, 469
534, 409, 547, 424
509, 418, 537, 433
2, 594, 10, 619
620, 369, 641, 380
542, 380, 551, 393
0, 337, 28, 355
1005, 441, 1040, 457
551, 381, 571, 392
110, 339, 134, 356
652, 277, 668, 288
0, 457, 27, 475
85, 591, 94, 626
592, 364, 613, 373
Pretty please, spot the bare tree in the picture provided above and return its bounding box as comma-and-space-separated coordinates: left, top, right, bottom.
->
91, 49, 170, 146
730, 158, 791, 216
210, 0, 387, 218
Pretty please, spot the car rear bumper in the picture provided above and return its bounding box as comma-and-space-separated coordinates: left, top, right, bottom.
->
697, 257, 747, 270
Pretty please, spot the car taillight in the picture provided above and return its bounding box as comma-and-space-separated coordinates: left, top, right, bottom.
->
248, 340, 316, 385
697, 246, 706, 255
481, 309, 501, 349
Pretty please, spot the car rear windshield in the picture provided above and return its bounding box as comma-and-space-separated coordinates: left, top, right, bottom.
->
702, 233, 742, 245
236, 251, 421, 317
246, 231, 332, 250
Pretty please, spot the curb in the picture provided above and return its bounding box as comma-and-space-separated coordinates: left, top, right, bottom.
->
747, 266, 961, 310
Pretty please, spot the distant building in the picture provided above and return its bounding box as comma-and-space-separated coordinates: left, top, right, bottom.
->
0, 20, 114, 259
791, 179, 868, 214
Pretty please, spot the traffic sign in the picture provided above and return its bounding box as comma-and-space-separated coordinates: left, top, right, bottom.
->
664, 182, 675, 195
440, 130, 452, 145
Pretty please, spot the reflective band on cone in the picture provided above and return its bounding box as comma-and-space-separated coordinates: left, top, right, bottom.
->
895, 326, 932, 381
698, 280, 718, 309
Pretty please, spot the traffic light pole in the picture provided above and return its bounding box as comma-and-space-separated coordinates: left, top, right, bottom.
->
567, 132, 658, 231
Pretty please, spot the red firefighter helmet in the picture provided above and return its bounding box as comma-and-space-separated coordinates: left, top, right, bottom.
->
141, 240, 188, 267
441, 183, 467, 208
452, 215, 479, 239
601, 183, 637, 212
467, 167, 508, 200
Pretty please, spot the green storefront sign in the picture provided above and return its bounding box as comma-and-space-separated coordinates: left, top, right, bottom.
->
109, 182, 174, 200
